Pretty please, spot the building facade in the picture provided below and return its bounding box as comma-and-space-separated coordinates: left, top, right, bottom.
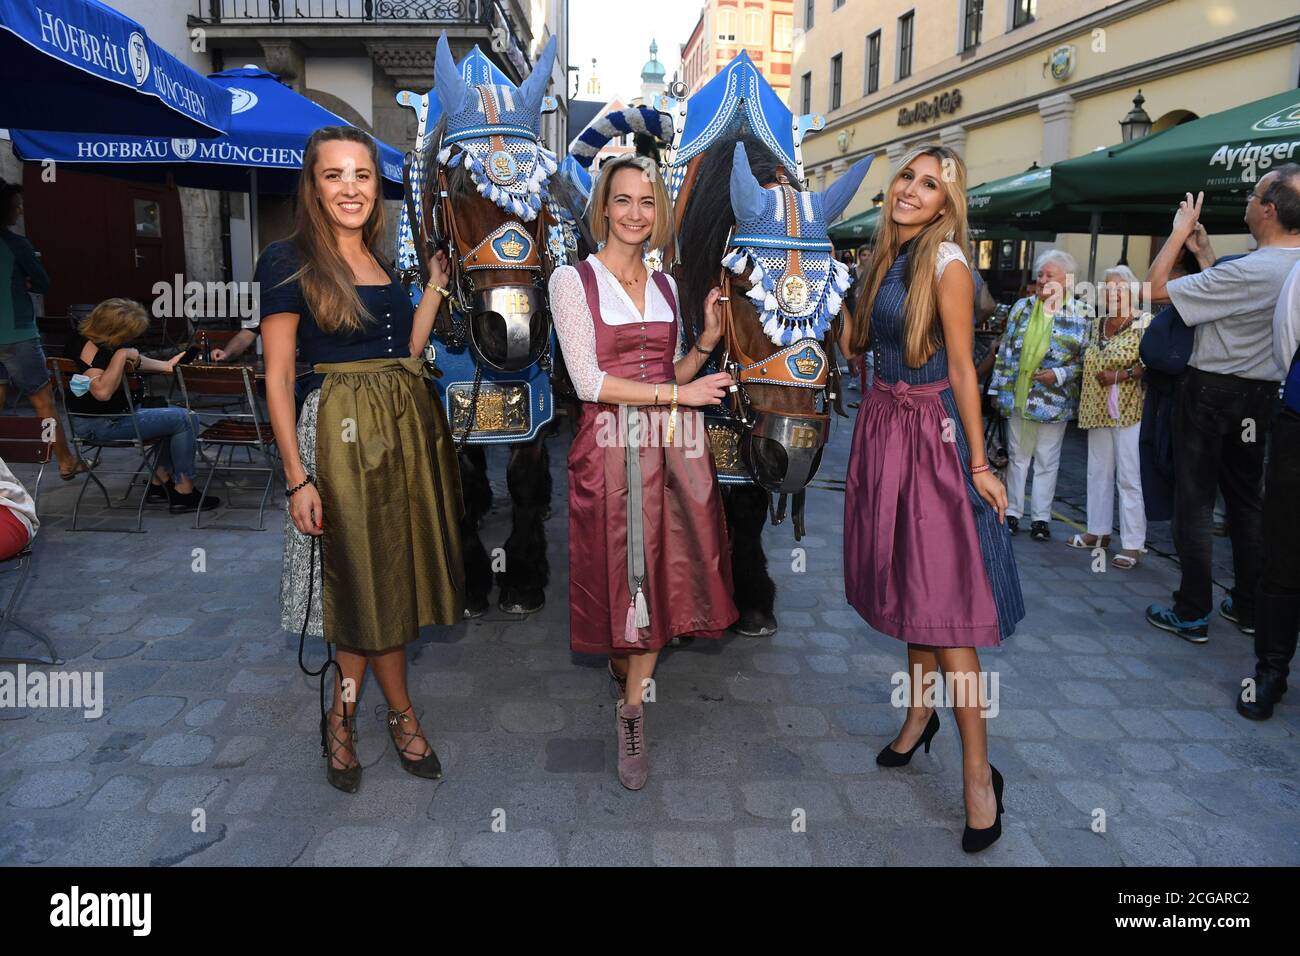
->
1, 0, 565, 311
677, 0, 795, 104
793, 0, 1300, 281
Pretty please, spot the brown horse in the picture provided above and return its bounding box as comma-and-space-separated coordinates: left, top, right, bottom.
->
672, 129, 868, 634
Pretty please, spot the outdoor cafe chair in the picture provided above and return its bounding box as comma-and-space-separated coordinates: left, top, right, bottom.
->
175, 363, 277, 531
0, 416, 63, 665
47, 357, 163, 533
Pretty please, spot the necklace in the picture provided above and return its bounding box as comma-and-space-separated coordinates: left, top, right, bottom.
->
1100, 314, 1133, 348
599, 255, 642, 289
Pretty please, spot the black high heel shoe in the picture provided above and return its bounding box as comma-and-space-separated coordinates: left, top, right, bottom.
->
876, 711, 940, 767
386, 705, 442, 780
961, 764, 1004, 853
321, 711, 361, 794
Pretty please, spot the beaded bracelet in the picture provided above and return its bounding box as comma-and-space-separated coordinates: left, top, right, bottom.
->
970, 463, 991, 475
285, 475, 315, 498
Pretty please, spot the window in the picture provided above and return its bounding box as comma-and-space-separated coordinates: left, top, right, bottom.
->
773, 13, 793, 52
717, 8, 737, 42
829, 53, 842, 111
800, 72, 812, 114
963, 0, 983, 50
1012, 0, 1036, 29
865, 30, 881, 94
804, 0, 815, 31
744, 10, 763, 45
897, 11, 914, 80
833, 0, 845, 8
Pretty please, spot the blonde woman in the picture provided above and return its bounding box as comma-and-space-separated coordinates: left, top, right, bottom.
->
67, 298, 217, 513
1070, 265, 1148, 568
547, 153, 737, 791
258, 126, 464, 794
840, 145, 1023, 853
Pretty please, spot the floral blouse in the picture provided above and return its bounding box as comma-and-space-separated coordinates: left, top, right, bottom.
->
1079, 316, 1147, 429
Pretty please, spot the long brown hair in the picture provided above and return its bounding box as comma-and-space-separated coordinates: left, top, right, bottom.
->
850, 144, 968, 367
286, 126, 388, 334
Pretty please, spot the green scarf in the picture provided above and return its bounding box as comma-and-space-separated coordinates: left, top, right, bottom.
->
1015, 297, 1052, 415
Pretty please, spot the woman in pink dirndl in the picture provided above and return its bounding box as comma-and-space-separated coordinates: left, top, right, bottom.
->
548, 154, 738, 790
841, 146, 1024, 853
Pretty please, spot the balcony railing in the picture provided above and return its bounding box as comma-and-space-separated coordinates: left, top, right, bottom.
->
193, 1, 486, 25
192, 0, 533, 77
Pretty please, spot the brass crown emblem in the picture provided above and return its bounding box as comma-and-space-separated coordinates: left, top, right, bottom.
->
793, 349, 820, 376
500, 234, 525, 258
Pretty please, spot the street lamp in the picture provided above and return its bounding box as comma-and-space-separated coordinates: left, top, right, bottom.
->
1120, 90, 1152, 143
872, 190, 884, 208
1117, 90, 1153, 264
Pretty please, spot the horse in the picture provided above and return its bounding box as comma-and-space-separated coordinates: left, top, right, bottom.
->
398, 34, 568, 617
672, 130, 869, 635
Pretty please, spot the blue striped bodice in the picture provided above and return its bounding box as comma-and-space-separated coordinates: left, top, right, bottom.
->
869, 246, 949, 386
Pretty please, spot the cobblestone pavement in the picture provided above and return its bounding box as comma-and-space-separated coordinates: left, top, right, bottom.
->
1, 404, 1297, 867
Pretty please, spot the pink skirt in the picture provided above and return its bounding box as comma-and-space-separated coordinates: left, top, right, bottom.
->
567, 402, 738, 655
843, 377, 1002, 647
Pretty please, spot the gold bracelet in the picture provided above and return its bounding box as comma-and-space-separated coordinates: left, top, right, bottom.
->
666, 383, 679, 445
426, 281, 450, 298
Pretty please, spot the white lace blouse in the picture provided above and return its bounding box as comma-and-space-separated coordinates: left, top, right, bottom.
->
548, 255, 686, 402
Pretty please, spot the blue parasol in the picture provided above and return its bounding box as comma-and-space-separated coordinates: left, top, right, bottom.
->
0, 0, 229, 136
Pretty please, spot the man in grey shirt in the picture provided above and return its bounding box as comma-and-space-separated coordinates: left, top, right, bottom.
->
1143, 164, 1300, 643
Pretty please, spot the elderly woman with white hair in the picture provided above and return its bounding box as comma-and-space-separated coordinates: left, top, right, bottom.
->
990, 248, 1091, 540
1070, 265, 1149, 567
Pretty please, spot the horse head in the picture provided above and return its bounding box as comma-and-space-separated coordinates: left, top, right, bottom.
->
676, 135, 869, 494
421, 33, 559, 372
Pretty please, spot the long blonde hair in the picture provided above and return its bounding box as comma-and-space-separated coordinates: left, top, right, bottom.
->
79, 298, 149, 348
850, 144, 968, 367
286, 126, 388, 334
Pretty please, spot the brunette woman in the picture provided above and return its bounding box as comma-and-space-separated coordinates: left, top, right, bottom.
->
547, 154, 737, 791
259, 126, 464, 794
840, 145, 1024, 852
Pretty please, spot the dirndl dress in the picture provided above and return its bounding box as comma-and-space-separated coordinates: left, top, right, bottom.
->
561, 260, 738, 654
843, 242, 1024, 647
280, 356, 465, 649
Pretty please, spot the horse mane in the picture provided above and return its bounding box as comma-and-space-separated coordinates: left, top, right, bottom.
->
674, 126, 794, 348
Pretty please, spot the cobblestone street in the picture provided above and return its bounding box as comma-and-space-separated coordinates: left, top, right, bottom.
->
2, 410, 1298, 867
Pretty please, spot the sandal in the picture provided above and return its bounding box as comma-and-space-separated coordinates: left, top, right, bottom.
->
321, 709, 361, 794
1112, 550, 1141, 569
59, 460, 91, 481
1066, 533, 1110, 549
385, 704, 442, 780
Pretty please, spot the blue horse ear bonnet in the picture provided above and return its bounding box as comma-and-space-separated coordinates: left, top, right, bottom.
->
434, 33, 558, 222
722, 142, 872, 346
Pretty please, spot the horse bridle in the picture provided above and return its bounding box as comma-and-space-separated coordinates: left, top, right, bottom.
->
412, 103, 555, 371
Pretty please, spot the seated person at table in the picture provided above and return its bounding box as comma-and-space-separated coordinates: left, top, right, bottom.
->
0, 454, 37, 560
211, 327, 257, 362
68, 298, 219, 514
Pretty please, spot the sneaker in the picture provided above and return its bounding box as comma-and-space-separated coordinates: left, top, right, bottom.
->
1007, 515, 1020, 535
1146, 604, 1209, 643
1029, 520, 1051, 541
146, 480, 172, 503
1219, 597, 1255, 635
168, 488, 221, 513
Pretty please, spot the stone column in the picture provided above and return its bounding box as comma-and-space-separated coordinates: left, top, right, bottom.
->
939, 123, 968, 159
260, 39, 306, 92
1038, 92, 1075, 166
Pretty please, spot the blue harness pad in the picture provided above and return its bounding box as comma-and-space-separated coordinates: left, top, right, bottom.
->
431, 330, 556, 445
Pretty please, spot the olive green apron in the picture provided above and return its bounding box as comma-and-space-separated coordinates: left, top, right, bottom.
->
314, 356, 465, 649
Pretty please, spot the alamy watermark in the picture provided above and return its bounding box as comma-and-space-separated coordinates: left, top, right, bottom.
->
0, 664, 103, 719
593, 404, 707, 459
152, 274, 260, 324
890, 663, 1000, 718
